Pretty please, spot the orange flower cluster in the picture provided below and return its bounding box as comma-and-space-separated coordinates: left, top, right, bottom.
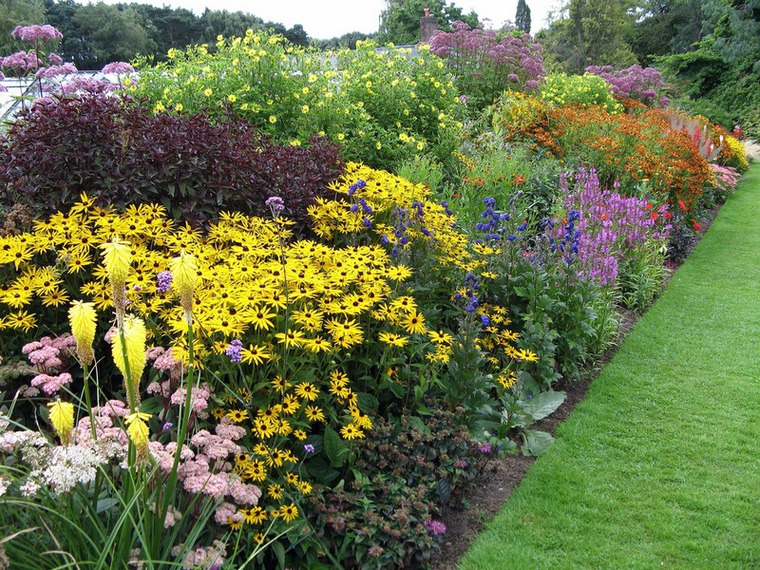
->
511, 105, 712, 209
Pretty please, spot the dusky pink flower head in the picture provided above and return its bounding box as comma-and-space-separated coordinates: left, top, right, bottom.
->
12, 25, 63, 43
1, 51, 41, 72
101, 61, 135, 75
48, 53, 63, 65
57, 76, 118, 96
30, 372, 72, 395
35, 62, 77, 79
585, 64, 667, 106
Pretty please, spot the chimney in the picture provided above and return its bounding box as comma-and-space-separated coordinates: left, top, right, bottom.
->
419, 8, 438, 44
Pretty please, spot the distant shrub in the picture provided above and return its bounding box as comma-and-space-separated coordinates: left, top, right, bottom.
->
539, 73, 623, 114
429, 21, 545, 111
585, 64, 668, 106
131, 30, 463, 172
0, 94, 343, 228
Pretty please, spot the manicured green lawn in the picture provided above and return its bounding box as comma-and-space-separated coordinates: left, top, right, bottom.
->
460, 164, 760, 569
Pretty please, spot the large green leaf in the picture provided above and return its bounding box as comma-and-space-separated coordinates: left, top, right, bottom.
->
522, 390, 566, 422
323, 425, 349, 468
522, 429, 555, 456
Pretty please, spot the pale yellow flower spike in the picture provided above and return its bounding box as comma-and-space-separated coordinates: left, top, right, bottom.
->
100, 236, 132, 284
68, 300, 97, 364
170, 251, 198, 320
112, 315, 147, 409
100, 236, 132, 324
47, 400, 74, 445
125, 411, 151, 449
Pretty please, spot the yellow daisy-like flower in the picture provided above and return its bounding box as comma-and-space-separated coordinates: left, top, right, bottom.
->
294, 382, 319, 401
277, 503, 299, 523
304, 405, 326, 423
226, 409, 249, 423
401, 310, 426, 335
68, 300, 97, 364
428, 329, 453, 345
378, 331, 408, 347
340, 423, 364, 440
241, 343, 271, 365
243, 506, 268, 525
47, 399, 74, 444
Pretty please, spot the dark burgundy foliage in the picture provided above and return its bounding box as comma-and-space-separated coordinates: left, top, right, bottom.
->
0, 94, 344, 229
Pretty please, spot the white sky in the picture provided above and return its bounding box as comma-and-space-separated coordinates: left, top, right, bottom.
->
85, 0, 566, 39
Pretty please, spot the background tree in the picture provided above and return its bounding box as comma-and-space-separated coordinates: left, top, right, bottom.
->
1, 0, 46, 55
313, 31, 373, 50
378, 0, 479, 44
540, 0, 638, 73
198, 9, 265, 43
72, 3, 155, 68
515, 0, 532, 33
126, 4, 202, 60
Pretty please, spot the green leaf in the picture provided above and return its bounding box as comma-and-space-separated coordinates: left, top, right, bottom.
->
323, 425, 349, 468
356, 392, 379, 413
522, 429, 555, 456
272, 540, 286, 569
522, 390, 566, 422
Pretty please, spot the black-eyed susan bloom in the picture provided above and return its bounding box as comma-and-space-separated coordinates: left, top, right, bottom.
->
401, 310, 427, 335
304, 405, 326, 423
278, 503, 299, 523
294, 382, 319, 401
340, 423, 364, 440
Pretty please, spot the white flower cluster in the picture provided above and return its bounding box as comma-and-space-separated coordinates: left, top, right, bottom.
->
37, 445, 100, 495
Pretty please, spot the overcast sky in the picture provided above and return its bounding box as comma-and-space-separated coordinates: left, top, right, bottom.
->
86, 0, 565, 39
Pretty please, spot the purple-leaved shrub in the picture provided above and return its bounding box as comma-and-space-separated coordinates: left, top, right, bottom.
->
0, 94, 344, 229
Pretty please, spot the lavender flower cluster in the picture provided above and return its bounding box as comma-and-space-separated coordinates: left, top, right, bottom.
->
559, 168, 671, 286
585, 65, 668, 106
429, 21, 545, 92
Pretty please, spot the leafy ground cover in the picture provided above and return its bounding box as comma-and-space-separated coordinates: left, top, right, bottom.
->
459, 163, 760, 568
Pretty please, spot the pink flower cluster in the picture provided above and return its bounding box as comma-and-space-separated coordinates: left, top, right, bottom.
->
560, 168, 671, 286
171, 540, 227, 570
585, 65, 668, 106
11, 25, 63, 43
35, 62, 77, 79
101, 61, 135, 75
429, 21, 545, 92
23, 334, 77, 395
1, 51, 42, 72
148, 417, 261, 526
57, 76, 119, 96
709, 164, 741, 196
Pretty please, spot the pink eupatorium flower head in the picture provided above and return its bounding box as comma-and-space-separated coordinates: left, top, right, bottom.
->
101, 61, 135, 75
12, 25, 63, 43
